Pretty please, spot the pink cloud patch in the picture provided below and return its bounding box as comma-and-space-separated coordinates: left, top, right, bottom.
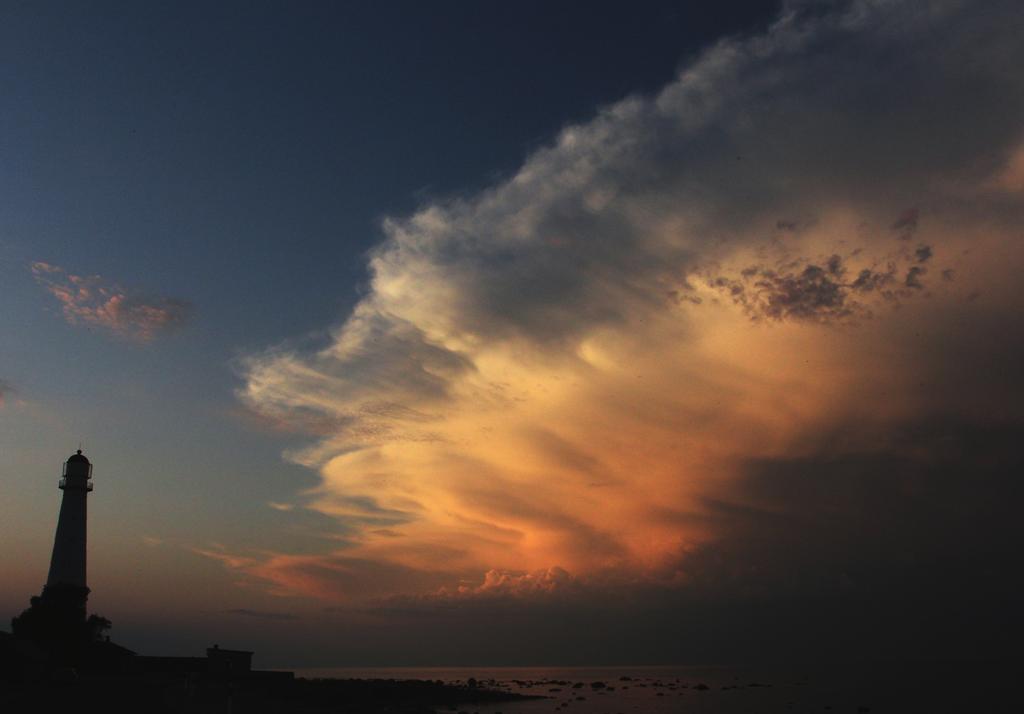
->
31, 261, 191, 342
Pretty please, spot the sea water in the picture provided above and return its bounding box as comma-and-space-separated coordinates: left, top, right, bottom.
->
294, 660, 1018, 713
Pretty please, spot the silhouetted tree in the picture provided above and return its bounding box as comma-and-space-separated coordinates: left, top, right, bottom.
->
10, 585, 113, 666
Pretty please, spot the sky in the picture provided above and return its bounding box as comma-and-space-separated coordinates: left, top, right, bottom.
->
2, 0, 1023, 668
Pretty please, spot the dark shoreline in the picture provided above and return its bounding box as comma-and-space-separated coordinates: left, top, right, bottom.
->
0, 674, 542, 714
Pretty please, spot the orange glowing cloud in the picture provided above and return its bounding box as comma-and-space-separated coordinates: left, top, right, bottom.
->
214, 0, 1024, 605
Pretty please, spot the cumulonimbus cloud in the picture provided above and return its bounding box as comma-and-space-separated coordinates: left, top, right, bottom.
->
31, 262, 191, 342
220, 0, 1024, 608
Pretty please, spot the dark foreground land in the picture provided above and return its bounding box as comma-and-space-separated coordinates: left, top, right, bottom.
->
0, 674, 540, 714
1, 624, 538, 713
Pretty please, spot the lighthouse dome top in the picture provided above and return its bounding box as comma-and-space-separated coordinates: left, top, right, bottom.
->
67, 450, 90, 465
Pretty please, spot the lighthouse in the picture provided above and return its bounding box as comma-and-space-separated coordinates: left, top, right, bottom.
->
10, 450, 100, 656
45, 449, 93, 595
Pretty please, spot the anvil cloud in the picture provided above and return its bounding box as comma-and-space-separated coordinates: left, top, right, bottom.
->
227, 0, 1024, 649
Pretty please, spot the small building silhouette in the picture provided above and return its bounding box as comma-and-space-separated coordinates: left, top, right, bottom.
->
131, 644, 290, 682
206, 644, 253, 675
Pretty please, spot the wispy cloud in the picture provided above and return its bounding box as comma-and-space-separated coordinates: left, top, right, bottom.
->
31, 261, 191, 342
193, 546, 453, 601
224, 0, 1024, 616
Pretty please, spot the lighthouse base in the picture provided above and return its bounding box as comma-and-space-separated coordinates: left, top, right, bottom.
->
38, 583, 90, 616
10, 584, 96, 664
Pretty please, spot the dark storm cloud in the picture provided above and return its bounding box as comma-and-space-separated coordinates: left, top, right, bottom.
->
664, 411, 1024, 661
675, 306, 1023, 659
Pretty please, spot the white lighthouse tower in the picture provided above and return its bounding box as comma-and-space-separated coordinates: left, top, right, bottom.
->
45, 450, 93, 596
